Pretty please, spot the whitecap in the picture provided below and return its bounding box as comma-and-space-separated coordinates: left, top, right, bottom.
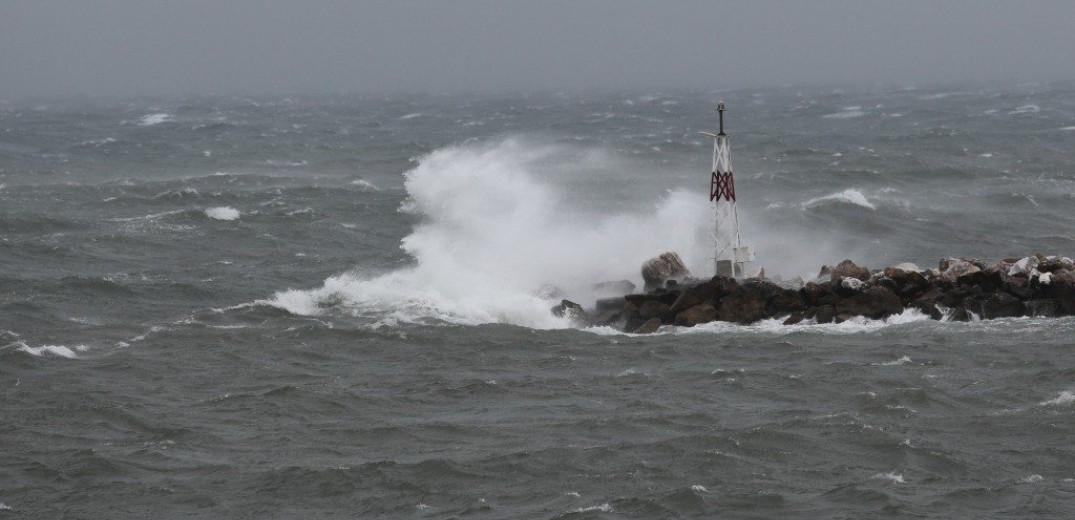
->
205, 207, 240, 220
691, 484, 709, 493
399, 112, 422, 120
15, 342, 88, 359
350, 179, 380, 191
1040, 390, 1075, 406
871, 471, 905, 484
1059, 126, 1075, 131
1020, 474, 1044, 484
822, 107, 866, 119
572, 503, 613, 513
138, 113, 173, 126
1009, 104, 1040, 114
803, 189, 876, 210
882, 356, 913, 366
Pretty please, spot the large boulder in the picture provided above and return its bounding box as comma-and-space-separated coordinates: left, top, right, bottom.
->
714, 283, 775, 324
638, 300, 671, 321
963, 292, 1024, 319
632, 317, 662, 334
835, 286, 903, 319
641, 252, 690, 292
1008, 256, 1040, 277
942, 258, 981, 280
1043, 271, 1075, 315
551, 299, 589, 323
800, 281, 835, 307
669, 276, 738, 314
766, 288, 805, 316
830, 259, 870, 284
674, 303, 718, 327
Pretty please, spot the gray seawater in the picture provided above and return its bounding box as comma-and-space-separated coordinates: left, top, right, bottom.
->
2, 85, 1075, 518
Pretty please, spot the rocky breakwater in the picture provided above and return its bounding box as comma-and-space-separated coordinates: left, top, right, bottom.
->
559, 252, 1075, 333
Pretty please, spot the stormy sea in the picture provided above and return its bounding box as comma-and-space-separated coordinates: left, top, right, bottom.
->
3, 84, 1075, 518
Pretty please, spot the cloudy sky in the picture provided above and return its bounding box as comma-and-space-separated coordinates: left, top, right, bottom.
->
2, 1, 1074, 98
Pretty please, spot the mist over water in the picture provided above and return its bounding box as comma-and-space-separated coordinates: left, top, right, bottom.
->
3, 85, 1075, 518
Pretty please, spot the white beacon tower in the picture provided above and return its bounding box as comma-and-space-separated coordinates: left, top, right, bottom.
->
700, 102, 755, 278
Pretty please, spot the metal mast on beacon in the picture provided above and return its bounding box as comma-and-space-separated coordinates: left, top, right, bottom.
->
700, 102, 755, 278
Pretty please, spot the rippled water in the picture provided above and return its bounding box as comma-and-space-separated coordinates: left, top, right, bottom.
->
3, 84, 1075, 518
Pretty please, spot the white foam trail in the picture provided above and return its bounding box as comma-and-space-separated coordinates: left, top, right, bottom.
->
803, 189, 876, 210
205, 206, 241, 220
823, 107, 867, 119
138, 113, 173, 126
269, 139, 711, 328
350, 179, 380, 191
586, 308, 932, 337
399, 112, 422, 120
1040, 391, 1075, 406
572, 503, 613, 513
15, 342, 88, 359
1009, 104, 1040, 114
882, 355, 913, 366
871, 472, 905, 484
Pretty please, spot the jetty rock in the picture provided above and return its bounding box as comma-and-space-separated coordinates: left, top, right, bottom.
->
579, 254, 1075, 333
641, 251, 690, 292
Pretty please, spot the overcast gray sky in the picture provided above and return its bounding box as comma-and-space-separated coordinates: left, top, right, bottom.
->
2, 1, 1074, 98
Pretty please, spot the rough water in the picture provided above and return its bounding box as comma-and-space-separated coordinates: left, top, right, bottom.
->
2, 85, 1075, 518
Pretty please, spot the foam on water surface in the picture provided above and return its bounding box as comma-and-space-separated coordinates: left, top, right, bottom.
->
138, 113, 173, 126
205, 206, 241, 220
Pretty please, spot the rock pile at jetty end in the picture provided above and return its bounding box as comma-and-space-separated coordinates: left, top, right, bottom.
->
553, 252, 1075, 333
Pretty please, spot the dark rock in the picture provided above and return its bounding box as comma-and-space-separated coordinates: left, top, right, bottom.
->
815, 305, 836, 324
632, 317, 662, 334
1003, 278, 1037, 301
669, 276, 737, 314
714, 282, 782, 324
1043, 271, 1075, 314
641, 252, 690, 292
551, 299, 588, 323
963, 292, 1023, 319
1025, 299, 1060, 317
767, 288, 805, 316
800, 282, 834, 307
638, 300, 671, 321
830, 259, 870, 284
949, 307, 971, 322
956, 268, 1004, 292
625, 291, 680, 306
674, 303, 718, 327
621, 301, 643, 332
835, 286, 903, 319
782, 312, 805, 325
1037, 258, 1066, 273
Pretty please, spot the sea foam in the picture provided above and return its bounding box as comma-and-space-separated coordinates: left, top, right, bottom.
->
138, 113, 173, 126
205, 207, 241, 220
15, 342, 88, 359
803, 189, 876, 210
